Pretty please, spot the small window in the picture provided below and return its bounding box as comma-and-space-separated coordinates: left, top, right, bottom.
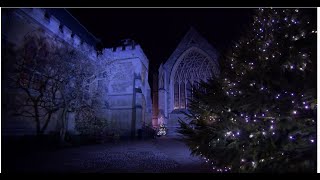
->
44, 12, 50, 21
180, 82, 186, 109
186, 82, 192, 107
59, 25, 63, 33
174, 82, 179, 109
98, 80, 103, 91
103, 71, 107, 78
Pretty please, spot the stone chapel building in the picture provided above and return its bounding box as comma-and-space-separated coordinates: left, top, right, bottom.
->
152, 27, 220, 136
2, 8, 219, 137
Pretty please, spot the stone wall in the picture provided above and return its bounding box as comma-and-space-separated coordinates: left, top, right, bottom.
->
93, 49, 152, 136
2, 8, 153, 137
154, 27, 220, 136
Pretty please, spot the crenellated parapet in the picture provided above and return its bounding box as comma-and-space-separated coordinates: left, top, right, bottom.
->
20, 8, 97, 60
101, 44, 149, 69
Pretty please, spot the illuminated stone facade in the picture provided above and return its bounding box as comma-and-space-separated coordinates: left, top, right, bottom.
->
152, 27, 220, 135
2, 8, 152, 136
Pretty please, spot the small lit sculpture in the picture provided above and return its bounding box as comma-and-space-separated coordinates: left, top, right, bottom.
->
157, 124, 167, 136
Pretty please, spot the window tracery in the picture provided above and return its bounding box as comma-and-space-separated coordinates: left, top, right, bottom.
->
173, 50, 215, 109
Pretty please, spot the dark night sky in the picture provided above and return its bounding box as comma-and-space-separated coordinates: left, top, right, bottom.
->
65, 8, 254, 84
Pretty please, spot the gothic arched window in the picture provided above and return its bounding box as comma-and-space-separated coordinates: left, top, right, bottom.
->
173, 49, 216, 110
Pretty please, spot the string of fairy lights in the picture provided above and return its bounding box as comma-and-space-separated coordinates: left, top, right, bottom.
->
194, 8, 316, 172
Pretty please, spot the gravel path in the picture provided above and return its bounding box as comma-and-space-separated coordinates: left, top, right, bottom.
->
4, 137, 212, 173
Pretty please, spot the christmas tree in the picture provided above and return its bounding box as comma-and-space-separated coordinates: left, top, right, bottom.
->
178, 8, 317, 173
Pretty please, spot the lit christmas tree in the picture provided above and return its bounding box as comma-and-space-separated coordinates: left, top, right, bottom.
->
178, 8, 317, 173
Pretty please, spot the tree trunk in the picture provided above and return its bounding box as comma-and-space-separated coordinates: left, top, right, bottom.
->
41, 111, 53, 134
59, 108, 68, 143
34, 103, 41, 136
